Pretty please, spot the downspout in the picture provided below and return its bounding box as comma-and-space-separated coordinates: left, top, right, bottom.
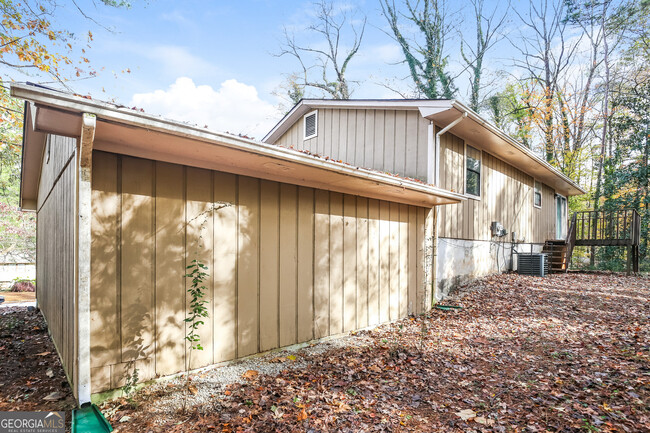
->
429, 112, 466, 304
76, 113, 96, 404
434, 112, 467, 186
431, 206, 438, 306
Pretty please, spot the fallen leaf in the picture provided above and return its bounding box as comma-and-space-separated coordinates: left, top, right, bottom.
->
475, 416, 494, 426
35, 352, 51, 356
43, 391, 64, 401
242, 370, 258, 380
455, 409, 476, 421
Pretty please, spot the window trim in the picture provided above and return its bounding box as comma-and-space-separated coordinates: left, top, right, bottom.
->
464, 142, 482, 200
303, 110, 318, 140
533, 179, 542, 209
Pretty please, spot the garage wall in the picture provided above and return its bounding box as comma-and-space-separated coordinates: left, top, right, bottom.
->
36, 134, 77, 395
90, 151, 433, 393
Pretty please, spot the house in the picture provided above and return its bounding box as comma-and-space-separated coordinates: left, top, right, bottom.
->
11, 84, 584, 404
264, 100, 585, 294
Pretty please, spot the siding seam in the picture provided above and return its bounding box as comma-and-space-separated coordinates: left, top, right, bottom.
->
117, 156, 123, 364
36, 151, 75, 214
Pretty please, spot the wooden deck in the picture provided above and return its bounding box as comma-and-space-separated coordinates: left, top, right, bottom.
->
545, 209, 641, 273
574, 209, 641, 247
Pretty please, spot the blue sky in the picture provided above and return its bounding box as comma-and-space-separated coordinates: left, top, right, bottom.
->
10, 0, 541, 137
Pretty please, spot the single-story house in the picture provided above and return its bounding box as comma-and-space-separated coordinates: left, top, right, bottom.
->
264, 100, 585, 294
11, 84, 584, 404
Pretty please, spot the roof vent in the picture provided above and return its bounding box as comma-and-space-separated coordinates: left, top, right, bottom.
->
304, 110, 317, 140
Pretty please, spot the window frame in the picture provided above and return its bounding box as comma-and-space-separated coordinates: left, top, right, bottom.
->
533, 180, 542, 209
303, 110, 318, 140
464, 143, 482, 200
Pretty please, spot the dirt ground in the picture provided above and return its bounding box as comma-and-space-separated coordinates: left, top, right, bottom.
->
0, 291, 36, 303
99, 272, 649, 432
1, 273, 648, 432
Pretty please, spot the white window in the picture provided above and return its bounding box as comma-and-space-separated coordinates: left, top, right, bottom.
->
465, 144, 481, 199
534, 180, 542, 208
303, 110, 318, 140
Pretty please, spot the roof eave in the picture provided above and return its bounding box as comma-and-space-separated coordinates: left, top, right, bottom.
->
11, 83, 464, 208
447, 100, 586, 196
263, 98, 585, 196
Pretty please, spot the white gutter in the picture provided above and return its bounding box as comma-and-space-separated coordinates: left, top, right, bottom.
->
12, 83, 466, 208
434, 112, 467, 186
448, 100, 585, 195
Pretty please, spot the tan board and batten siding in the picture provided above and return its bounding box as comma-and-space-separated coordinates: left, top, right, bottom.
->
276, 109, 429, 182
90, 151, 432, 393
437, 132, 556, 243
36, 135, 78, 395
277, 108, 556, 243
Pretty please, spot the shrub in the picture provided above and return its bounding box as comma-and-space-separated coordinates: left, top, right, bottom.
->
10, 279, 35, 292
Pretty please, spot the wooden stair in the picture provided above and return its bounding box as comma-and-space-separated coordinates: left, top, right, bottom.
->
543, 214, 577, 273
542, 240, 569, 272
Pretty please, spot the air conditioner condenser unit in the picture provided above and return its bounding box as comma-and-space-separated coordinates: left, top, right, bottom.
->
517, 253, 549, 277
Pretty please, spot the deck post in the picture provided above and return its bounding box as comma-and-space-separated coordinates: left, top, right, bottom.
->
626, 246, 631, 276
75, 113, 95, 404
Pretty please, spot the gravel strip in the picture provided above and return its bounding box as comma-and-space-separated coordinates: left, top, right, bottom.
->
142, 332, 374, 416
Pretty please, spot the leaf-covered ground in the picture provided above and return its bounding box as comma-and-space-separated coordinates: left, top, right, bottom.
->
0, 306, 76, 430
102, 272, 649, 432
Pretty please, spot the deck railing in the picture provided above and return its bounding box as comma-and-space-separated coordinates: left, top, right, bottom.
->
573, 209, 641, 246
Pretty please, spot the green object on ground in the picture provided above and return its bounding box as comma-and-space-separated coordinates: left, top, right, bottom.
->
435, 305, 463, 311
72, 403, 113, 433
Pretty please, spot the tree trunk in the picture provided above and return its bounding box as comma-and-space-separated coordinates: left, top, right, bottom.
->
591, 2, 611, 268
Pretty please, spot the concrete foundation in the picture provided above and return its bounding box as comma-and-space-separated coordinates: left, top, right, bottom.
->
436, 238, 543, 300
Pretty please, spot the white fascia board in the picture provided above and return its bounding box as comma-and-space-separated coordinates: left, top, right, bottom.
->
264, 99, 454, 144
262, 100, 308, 143
449, 100, 586, 195
418, 103, 454, 118
11, 84, 465, 206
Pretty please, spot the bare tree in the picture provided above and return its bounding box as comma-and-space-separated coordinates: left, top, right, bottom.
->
512, 0, 580, 163
460, 0, 508, 112
380, 0, 456, 99
278, 0, 366, 99
558, 0, 619, 182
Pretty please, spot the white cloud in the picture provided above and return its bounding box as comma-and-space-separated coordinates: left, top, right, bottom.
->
130, 77, 280, 138
144, 46, 219, 78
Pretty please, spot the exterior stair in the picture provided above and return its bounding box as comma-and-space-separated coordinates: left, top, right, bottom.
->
542, 240, 569, 272
543, 214, 577, 273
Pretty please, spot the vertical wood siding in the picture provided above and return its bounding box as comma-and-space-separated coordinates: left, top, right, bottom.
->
90, 151, 431, 393
275, 109, 429, 182
37, 135, 76, 210
437, 131, 557, 243
36, 135, 77, 394
275, 109, 559, 244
